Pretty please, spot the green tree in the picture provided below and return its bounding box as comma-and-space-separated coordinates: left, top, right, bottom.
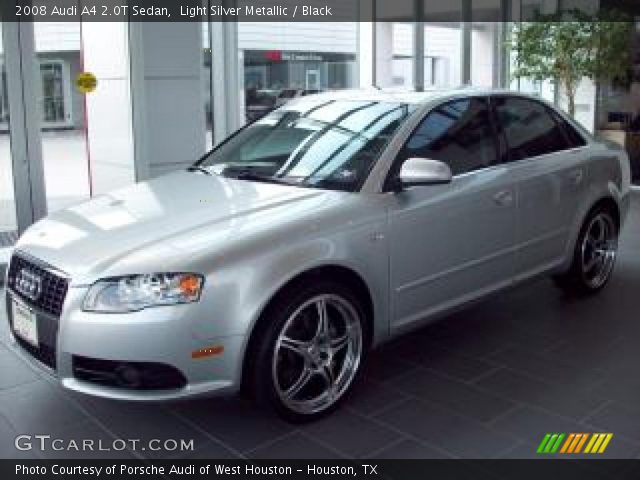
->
510, 9, 633, 118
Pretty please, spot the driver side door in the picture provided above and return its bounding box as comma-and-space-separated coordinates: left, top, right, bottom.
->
388, 97, 517, 330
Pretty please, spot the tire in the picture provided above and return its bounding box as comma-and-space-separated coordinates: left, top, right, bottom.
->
553, 206, 619, 295
247, 280, 368, 422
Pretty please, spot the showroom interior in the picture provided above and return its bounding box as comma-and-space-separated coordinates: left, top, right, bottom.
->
1, 0, 640, 460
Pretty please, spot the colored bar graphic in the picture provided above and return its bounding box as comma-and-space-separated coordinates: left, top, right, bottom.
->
577, 433, 589, 453
550, 433, 565, 453
584, 433, 599, 453
537, 433, 552, 453
538, 433, 613, 454
560, 433, 575, 453
544, 434, 559, 453
598, 433, 613, 453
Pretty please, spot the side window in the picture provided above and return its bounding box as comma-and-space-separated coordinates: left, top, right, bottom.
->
550, 110, 587, 148
493, 96, 569, 161
398, 97, 498, 176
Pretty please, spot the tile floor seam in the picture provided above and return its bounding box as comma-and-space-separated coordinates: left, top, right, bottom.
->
37, 376, 145, 460
383, 366, 523, 424
578, 398, 613, 424
295, 429, 354, 459
385, 385, 519, 425
241, 429, 302, 457
465, 377, 608, 425
350, 396, 411, 419
0, 386, 92, 437
347, 402, 460, 459
538, 338, 572, 356
0, 378, 42, 394
492, 439, 527, 458
164, 407, 248, 460
346, 396, 410, 419
360, 436, 410, 459
474, 363, 609, 401
465, 365, 506, 385
482, 404, 526, 428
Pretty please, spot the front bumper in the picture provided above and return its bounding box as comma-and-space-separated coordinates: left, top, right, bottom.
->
5, 286, 246, 401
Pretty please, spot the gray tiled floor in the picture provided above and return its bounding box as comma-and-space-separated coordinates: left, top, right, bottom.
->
0, 192, 639, 459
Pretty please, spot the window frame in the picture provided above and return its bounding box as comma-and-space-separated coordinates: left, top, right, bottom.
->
547, 107, 588, 150
383, 95, 501, 191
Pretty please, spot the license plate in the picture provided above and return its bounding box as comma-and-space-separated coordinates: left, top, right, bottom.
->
12, 299, 38, 347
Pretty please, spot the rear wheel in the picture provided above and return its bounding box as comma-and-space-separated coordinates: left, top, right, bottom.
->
554, 207, 618, 295
249, 281, 367, 422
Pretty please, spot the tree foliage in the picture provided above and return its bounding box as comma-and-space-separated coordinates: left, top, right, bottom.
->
510, 9, 633, 117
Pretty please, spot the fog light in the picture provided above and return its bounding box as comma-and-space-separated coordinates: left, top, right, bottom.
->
115, 364, 142, 388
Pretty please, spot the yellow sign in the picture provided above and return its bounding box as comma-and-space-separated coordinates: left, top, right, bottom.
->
75, 72, 97, 93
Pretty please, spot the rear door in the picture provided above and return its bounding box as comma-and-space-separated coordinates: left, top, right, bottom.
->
491, 96, 589, 279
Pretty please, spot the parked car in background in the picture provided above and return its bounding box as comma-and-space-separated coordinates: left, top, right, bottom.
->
245, 89, 279, 122
5, 89, 631, 421
246, 88, 324, 123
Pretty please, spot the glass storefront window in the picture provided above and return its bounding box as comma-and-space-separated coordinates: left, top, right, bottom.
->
471, 22, 499, 87
391, 22, 415, 88
0, 23, 17, 239
34, 22, 91, 214
238, 22, 358, 123
424, 23, 461, 88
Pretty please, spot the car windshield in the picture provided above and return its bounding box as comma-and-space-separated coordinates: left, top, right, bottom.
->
198, 99, 415, 192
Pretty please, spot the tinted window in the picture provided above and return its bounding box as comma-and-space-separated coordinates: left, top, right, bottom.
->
550, 109, 587, 148
200, 99, 415, 191
398, 98, 497, 176
494, 97, 569, 161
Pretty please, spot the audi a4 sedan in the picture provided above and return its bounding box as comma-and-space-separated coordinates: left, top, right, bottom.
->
4, 89, 631, 421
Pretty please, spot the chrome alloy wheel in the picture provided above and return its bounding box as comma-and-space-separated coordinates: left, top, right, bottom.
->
580, 212, 618, 289
272, 294, 363, 415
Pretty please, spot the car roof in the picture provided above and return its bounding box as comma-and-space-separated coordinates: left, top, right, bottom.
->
286, 87, 542, 106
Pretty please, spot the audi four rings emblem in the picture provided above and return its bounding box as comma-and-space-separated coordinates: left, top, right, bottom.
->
15, 269, 42, 301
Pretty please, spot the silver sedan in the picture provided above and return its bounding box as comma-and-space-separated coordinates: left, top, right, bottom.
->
4, 89, 631, 421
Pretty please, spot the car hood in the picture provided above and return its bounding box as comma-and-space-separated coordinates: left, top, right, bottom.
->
15, 170, 336, 284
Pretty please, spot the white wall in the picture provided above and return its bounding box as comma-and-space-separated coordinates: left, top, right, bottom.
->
471, 24, 496, 87
36, 22, 358, 55
387, 23, 463, 88
131, 22, 206, 179
34, 23, 81, 52
82, 22, 135, 194
238, 23, 357, 53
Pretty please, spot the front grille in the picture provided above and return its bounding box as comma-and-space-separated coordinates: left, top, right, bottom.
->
6, 254, 69, 317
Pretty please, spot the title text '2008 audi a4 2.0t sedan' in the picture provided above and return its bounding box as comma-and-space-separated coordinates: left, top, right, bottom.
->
4, 89, 631, 421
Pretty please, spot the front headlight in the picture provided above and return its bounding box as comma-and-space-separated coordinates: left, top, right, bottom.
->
83, 273, 204, 313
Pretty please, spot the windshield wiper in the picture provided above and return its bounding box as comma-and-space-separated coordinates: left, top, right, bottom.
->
187, 165, 212, 176
230, 171, 299, 186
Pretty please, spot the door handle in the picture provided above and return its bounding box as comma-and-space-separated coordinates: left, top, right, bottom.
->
569, 169, 584, 185
493, 190, 514, 207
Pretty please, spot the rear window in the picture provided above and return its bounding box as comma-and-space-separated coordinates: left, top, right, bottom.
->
493, 96, 572, 161
550, 110, 587, 149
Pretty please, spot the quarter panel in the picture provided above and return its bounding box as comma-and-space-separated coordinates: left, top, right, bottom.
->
510, 149, 588, 279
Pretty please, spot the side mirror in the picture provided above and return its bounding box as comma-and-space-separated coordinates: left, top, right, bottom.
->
397, 158, 452, 189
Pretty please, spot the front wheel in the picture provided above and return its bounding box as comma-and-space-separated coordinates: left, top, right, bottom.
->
249, 282, 367, 422
554, 207, 618, 295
